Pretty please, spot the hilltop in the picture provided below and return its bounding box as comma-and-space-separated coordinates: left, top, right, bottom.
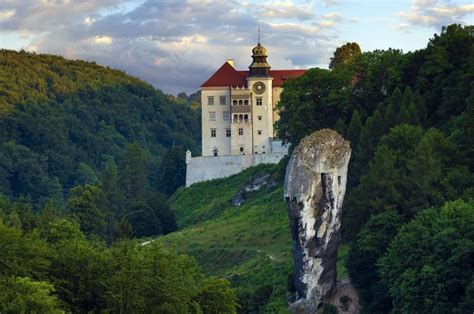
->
0, 49, 200, 209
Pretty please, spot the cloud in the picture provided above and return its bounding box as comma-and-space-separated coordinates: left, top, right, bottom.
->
322, 0, 341, 7
91, 35, 113, 45
0, 0, 348, 94
397, 0, 474, 30
0, 9, 15, 21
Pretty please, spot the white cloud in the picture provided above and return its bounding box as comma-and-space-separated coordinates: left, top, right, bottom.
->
322, 0, 340, 7
91, 35, 113, 45
0, 9, 15, 21
0, 0, 347, 94
397, 0, 474, 30
83, 17, 96, 25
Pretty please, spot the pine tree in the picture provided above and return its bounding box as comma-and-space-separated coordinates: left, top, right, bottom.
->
390, 87, 403, 113
119, 143, 150, 202
347, 110, 362, 148
335, 119, 346, 137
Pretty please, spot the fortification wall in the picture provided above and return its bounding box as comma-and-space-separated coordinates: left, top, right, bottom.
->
186, 152, 286, 186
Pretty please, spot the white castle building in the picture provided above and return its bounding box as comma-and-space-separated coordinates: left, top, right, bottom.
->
186, 41, 306, 186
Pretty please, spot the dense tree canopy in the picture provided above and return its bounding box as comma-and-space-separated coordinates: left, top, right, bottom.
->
0, 214, 237, 313
276, 24, 474, 312
0, 49, 200, 211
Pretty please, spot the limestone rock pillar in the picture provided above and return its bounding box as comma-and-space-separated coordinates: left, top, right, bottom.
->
284, 129, 351, 313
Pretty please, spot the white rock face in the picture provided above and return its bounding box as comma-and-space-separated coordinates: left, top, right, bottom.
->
284, 129, 351, 313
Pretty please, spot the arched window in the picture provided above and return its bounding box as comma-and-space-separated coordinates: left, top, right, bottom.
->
232, 100, 237, 106
233, 114, 238, 122
244, 99, 249, 106
244, 114, 248, 122
239, 114, 243, 122
239, 100, 243, 106
213, 149, 218, 157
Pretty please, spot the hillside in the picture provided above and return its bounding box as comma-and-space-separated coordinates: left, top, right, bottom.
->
0, 49, 200, 210
161, 163, 348, 312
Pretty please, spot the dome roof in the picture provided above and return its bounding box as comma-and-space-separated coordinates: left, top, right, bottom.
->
252, 43, 267, 56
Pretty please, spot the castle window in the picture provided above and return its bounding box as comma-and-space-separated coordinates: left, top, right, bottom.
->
238, 128, 243, 136
239, 100, 243, 106
209, 111, 216, 121
226, 128, 231, 137
211, 128, 216, 137
213, 149, 218, 156
233, 114, 238, 122
219, 96, 226, 105
223, 111, 230, 121
257, 130, 262, 135
244, 114, 249, 122
258, 115, 262, 121
233, 100, 237, 106
239, 114, 243, 122
244, 99, 249, 106
256, 98, 262, 106
240, 147, 244, 152
208, 96, 214, 105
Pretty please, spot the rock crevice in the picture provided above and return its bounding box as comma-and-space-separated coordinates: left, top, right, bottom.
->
284, 129, 351, 313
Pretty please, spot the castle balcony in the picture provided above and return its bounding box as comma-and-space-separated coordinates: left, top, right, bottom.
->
231, 105, 251, 114
232, 113, 251, 123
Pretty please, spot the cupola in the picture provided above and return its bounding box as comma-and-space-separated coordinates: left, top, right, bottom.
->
249, 34, 271, 77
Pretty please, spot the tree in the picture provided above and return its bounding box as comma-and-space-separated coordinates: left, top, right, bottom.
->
119, 143, 150, 202
194, 278, 238, 314
346, 211, 402, 312
125, 201, 162, 237
347, 110, 362, 148
329, 42, 362, 70
157, 146, 186, 196
334, 119, 346, 137
45, 218, 109, 312
379, 200, 474, 313
67, 185, 106, 237
147, 193, 177, 234
0, 276, 62, 313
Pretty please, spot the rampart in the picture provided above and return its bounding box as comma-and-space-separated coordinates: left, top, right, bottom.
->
185, 141, 288, 186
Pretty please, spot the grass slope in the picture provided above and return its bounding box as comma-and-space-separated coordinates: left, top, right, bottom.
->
161, 164, 348, 312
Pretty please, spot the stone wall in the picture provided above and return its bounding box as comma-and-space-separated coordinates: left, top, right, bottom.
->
185, 151, 286, 187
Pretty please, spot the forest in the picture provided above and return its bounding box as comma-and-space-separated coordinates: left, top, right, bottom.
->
0, 24, 472, 313
0, 50, 233, 312
276, 24, 474, 312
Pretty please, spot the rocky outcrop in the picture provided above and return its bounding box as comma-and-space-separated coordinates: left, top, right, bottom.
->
232, 172, 277, 206
284, 129, 351, 313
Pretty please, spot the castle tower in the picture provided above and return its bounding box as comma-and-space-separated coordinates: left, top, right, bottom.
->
247, 38, 273, 154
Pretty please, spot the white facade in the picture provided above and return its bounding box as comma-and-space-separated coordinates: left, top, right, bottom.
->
201, 69, 282, 157
186, 43, 304, 186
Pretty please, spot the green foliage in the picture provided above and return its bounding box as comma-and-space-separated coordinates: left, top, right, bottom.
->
0, 217, 237, 313
0, 49, 200, 210
164, 165, 348, 312
0, 276, 63, 313
157, 146, 187, 196
379, 200, 474, 313
67, 184, 106, 237
329, 42, 362, 70
346, 211, 402, 312
275, 24, 474, 311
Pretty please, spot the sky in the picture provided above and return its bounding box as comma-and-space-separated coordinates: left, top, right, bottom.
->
0, 0, 472, 95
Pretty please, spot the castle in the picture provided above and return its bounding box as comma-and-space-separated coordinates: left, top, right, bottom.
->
186, 41, 306, 186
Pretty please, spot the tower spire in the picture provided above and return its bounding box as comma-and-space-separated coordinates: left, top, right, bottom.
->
258, 26, 261, 44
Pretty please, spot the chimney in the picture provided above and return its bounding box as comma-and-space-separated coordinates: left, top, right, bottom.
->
226, 59, 235, 67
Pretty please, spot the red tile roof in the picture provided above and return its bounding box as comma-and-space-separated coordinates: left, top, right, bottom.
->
201, 62, 306, 88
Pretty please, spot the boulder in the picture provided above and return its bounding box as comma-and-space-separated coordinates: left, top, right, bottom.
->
284, 129, 351, 313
